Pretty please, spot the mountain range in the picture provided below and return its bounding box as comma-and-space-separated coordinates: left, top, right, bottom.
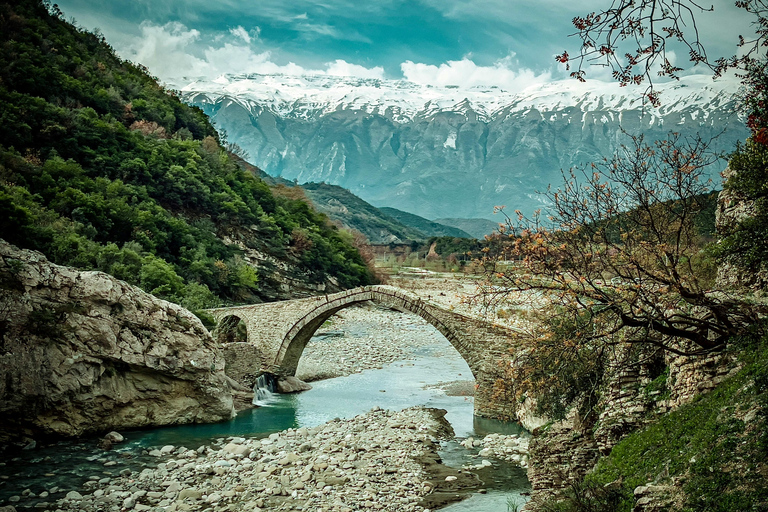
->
180, 73, 748, 220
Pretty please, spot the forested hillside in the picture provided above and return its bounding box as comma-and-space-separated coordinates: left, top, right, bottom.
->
297, 182, 427, 244
377, 207, 472, 239
0, 0, 374, 311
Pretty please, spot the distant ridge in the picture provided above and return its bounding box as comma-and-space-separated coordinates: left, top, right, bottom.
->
298, 183, 426, 244
378, 208, 473, 239
183, 73, 745, 220
434, 218, 500, 239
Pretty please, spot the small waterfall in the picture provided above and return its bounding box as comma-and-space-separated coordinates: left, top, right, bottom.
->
252, 374, 278, 406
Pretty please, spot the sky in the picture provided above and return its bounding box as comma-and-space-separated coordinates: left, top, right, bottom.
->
54, 0, 755, 92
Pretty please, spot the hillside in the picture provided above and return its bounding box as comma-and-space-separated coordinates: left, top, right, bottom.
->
378, 208, 473, 239
298, 183, 426, 244
227, 159, 441, 245
434, 218, 501, 239
531, 329, 768, 512
0, 0, 374, 310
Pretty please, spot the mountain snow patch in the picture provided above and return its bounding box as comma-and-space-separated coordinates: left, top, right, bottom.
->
444, 132, 457, 149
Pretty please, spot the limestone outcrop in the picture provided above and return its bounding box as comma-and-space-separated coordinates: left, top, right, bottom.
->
716, 167, 768, 290
0, 240, 235, 445
276, 376, 312, 393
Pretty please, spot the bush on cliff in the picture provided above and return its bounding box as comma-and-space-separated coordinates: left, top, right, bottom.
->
0, 0, 375, 306
544, 326, 768, 512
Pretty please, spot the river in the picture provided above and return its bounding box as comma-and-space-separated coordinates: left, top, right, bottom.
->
0, 305, 530, 511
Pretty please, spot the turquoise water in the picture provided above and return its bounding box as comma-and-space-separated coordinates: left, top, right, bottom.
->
0, 337, 530, 510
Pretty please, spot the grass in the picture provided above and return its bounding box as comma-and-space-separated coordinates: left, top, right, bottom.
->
541, 330, 768, 512
585, 336, 768, 511
507, 496, 523, 512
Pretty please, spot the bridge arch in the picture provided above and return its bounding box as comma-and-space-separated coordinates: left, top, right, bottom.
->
214, 314, 248, 345
206, 285, 517, 419
274, 287, 479, 377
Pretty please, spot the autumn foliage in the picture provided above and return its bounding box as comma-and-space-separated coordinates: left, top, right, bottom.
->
478, 133, 761, 419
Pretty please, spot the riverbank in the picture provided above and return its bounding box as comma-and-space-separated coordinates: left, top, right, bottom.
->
36, 407, 481, 512
0, 274, 533, 511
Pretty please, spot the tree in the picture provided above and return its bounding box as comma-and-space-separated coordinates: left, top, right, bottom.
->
478, 132, 762, 419
556, 0, 768, 105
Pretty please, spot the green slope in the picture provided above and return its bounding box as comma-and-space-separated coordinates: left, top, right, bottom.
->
0, 0, 374, 309
299, 183, 427, 244
574, 332, 768, 511
378, 207, 474, 239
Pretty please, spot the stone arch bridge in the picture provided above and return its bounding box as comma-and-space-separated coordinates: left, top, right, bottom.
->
207, 285, 517, 418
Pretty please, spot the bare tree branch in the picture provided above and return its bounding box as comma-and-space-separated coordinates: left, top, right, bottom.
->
557, 1, 768, 105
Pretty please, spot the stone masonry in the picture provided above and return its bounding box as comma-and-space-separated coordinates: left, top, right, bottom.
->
207, 285, 518, 419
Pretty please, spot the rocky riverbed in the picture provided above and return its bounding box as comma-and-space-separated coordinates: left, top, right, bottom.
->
1, 275, 532, 512
295, 304, 469, 386
459, 433, 530, 470
8, 407, 489, 512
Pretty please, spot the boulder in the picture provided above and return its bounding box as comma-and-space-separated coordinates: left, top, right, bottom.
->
276, 376, 312, 393
0, 240, 235, 443
97, 431, 125, 450
104, 431, 125, 443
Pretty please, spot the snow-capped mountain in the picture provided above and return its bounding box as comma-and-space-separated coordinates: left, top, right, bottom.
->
180, 73, 747, 220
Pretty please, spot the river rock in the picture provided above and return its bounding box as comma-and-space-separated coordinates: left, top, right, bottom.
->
105, 431, 124, 443
276, 376, 312, 393
471, 433, 530, 468
0, 240, 235, 444
98, 431, 125, 450
178, 489, 204, 500
52, 407, 468, 512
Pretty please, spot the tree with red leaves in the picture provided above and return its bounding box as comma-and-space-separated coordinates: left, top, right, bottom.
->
477, 2, 768, 423
556, 0, 768, 107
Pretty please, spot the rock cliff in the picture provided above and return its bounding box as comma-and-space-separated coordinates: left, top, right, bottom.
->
715, 166, 768, 290
522, 342, 742, 510
0, 240, 235, 445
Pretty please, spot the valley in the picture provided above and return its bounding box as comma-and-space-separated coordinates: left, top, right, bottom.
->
2, 1, 768, 511
0, 274, 533, 512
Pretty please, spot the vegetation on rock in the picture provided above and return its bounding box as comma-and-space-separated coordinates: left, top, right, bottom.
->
479, 131, 758, 422
495, 1, 768, 510
715, 137, 768, 273
546, 326, 768, 511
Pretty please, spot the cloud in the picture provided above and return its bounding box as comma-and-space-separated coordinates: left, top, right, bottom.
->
129, 21, 208, 78
125, 21, 384, 82
127, 21, 552, 91
229, 26, 252, 44
293, 22, 373, 43
401, 56, 551, 91
325, 59, 384, 79
418, 0, 569, 34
